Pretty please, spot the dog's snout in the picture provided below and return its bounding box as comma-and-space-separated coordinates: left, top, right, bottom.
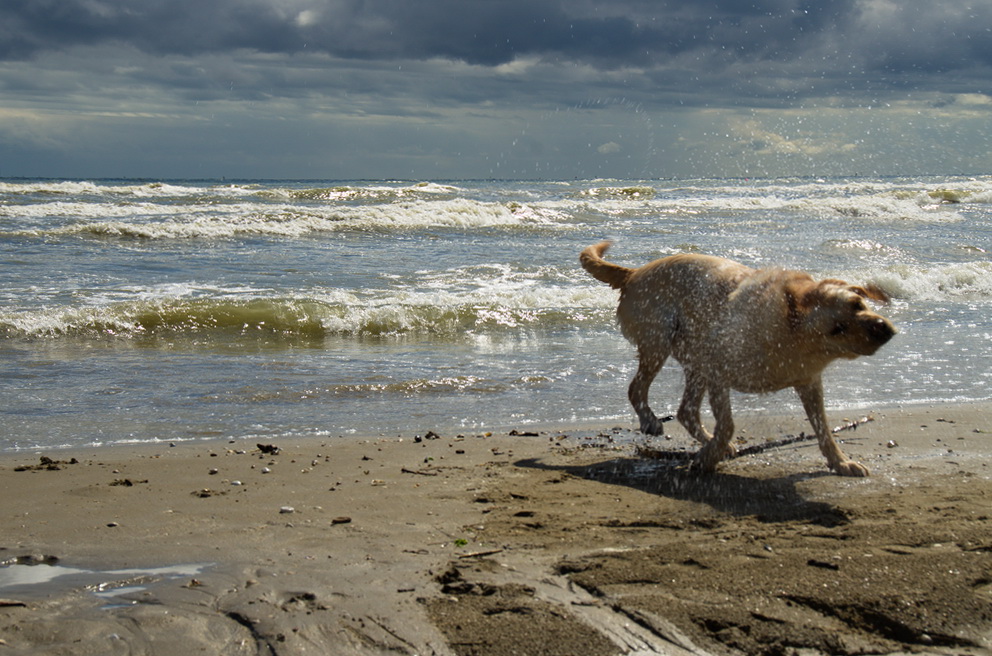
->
867, 316, 896, 344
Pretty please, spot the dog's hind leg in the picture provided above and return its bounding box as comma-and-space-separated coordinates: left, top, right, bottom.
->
795, 380, 870, 477
677, 368, 712, 445
629, 350, 667, 435
691, 385, 737, 473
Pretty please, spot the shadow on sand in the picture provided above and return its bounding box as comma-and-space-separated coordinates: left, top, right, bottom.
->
514, 448, 849, 526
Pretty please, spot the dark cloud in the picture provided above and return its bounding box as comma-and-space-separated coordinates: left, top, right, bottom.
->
4, 0, 992, 88
0, 0, 861, 66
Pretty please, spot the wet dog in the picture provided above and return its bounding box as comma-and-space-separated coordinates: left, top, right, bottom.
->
580, 241, 896, 476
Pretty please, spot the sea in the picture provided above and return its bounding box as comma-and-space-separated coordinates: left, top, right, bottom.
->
1, 176, 990, 452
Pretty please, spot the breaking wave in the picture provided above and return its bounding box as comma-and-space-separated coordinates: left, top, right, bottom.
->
6, 199, 567, 240
872, 261, 992, 301
4, 176, 992, 244
0, 289, 616, 341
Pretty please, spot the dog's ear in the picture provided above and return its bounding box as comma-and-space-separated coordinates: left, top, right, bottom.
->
816, 278, 891, 304
785, 278, 817, 330
849, 283, 891, 304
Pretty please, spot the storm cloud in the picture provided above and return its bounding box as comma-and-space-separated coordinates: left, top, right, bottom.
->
2, 0, 991, 178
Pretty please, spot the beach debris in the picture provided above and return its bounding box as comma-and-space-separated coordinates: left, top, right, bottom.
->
231, 480, 243, 486
279, 506, 295, 514
331, 516, 352, 525
0, 600, 27, 608
256, 443, 280, 456
807, 559, 840, 571
457, 548, 504, 559
887, 440, 899, 448
401, 467, 439, 476
509, 429, 540, 437
109, 478, 147, 486
106, 522, 119, 528
192, 488, 226, 498
370, 479, 386, 486
14, 456, 79, 472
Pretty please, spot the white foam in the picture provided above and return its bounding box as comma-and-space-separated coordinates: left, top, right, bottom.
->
872, 262, 992, 301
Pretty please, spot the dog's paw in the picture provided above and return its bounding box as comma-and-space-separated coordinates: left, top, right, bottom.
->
833, 459, 870, 477
638, 416, 665, 436
689, 442, 727, 474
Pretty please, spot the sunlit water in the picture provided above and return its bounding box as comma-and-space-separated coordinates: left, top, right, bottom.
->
1, 177, 989, 451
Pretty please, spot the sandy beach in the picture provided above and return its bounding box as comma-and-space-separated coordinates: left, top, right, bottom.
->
1, 403, 990, 655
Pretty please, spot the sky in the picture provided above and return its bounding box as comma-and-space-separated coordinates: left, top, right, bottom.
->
2, 0, 992, 180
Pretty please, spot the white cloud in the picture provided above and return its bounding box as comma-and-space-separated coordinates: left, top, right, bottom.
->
295, 9, 319, 28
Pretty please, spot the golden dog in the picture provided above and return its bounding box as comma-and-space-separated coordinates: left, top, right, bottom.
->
580, 241, 896, 476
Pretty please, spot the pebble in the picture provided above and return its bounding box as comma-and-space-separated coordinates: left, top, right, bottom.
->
261, 467, 271, 474
279, 506, 295, 514
231, 480, 242, 486
209, 468, 219, 475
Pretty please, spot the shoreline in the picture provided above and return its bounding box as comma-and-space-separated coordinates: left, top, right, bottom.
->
4, 397, 988, 456
1, 402, 990, 655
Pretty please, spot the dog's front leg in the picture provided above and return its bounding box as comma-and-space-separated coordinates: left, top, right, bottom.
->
691, 386, 736, 473
795, 380, 870, 477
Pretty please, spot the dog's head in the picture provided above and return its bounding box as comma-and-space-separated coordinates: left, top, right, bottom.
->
788, 278, 896, 358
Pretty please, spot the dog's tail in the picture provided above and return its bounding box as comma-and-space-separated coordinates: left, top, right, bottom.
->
579, 241, 631, 290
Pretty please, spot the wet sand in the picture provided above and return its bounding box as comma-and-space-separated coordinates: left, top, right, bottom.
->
1, 404, 990, 655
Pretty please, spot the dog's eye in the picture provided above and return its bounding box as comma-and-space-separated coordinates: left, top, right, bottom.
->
830, 322, 848, 336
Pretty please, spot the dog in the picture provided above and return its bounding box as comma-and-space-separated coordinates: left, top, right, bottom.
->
580, 241, 896, 477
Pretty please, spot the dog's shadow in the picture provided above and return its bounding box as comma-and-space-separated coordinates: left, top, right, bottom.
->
515, 449, 849, 526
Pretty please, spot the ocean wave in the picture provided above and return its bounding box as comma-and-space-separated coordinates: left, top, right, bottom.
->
0, 288, 617, 340
6, 199, 568, 240
577, 186, 656, 199
0, 201, 186, 221
871, 261, 992, 301
0, 180, 236, 199
0, 180, 464, 202
801, 194, 964, 222
258, 181, 463, 202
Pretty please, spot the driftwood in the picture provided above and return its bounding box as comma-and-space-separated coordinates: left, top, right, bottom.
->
401, 467, 440, 476
457, 548, 504, 559
636, 415, 875, 461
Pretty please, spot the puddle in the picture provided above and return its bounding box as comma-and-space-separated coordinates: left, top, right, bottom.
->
0, 557, 210, 603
